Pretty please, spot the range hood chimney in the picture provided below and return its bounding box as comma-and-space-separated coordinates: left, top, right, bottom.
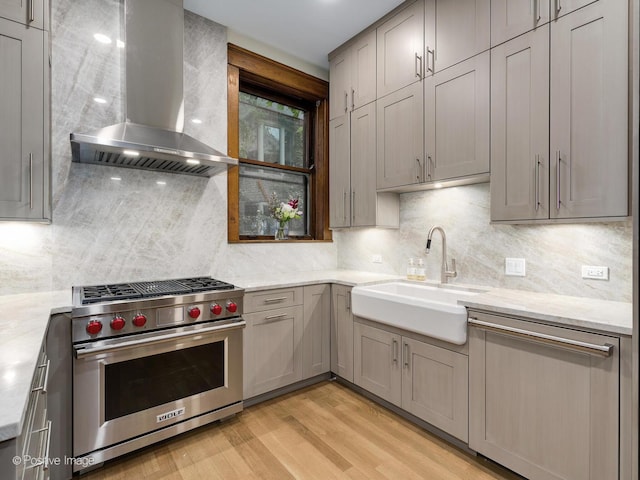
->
70, 0, 236, 177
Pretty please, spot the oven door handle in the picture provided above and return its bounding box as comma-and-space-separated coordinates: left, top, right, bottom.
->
74, 320, 246, 359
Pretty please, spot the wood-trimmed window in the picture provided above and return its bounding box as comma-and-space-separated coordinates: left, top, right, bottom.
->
227, 44, 331, 243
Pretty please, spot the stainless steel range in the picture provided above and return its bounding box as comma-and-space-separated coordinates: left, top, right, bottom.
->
71, 277, 245, 472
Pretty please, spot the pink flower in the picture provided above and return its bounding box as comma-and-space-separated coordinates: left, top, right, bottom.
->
288, 198, 299, 209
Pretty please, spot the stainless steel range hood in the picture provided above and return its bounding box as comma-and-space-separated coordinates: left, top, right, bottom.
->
70, 0, 236, 177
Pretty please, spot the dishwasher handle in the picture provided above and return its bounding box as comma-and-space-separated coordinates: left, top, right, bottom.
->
468, 318, 614, 357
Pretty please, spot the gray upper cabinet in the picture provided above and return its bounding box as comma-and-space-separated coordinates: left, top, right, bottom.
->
376, 81, 424, 189
0, 17, 49, 221
550, 0, 628, 219
329, 114, 351, 227
376, 0, 424, 98
492, 0, 629, 222
491, 26, 550, 221
424, 0, 490, 74
424, 51, 490, 182
329, 30, 376, 121
0, 0, 46, 30
491, 0, 551, 47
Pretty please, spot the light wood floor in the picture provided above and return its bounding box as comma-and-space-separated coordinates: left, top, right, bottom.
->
82, 381, 522, 480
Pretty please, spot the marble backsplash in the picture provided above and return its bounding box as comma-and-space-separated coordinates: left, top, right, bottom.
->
334, 183, 633, 302
0, 0, 336, 296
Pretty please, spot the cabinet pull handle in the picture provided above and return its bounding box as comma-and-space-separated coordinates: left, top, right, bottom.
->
29, 153, 34, 210
263, 297, 287, 304
403, 342, 409, 367
346, 291, 351, 310
344, 92, 348, 113
41, 420, 52, 471
28, 0, 35, 23
343, 190, 347, 222
392, 339, 398, 363
352, 191, 356, 222
556, 151, 561, 210
427, 154, 432, 180
426, 47, 435, 74
416, 158, 422, 181
415, 52, 423, 79
351, 88, 355, 110
555, 0, 562, 17
535, 155, 541, 211
534, 0, 541, 23
265, 313, 287, 321
31, 359, 49, 393
468, 318, 614, 357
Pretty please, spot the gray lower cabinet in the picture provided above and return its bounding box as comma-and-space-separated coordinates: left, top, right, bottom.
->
468, 310, 619, 480
353, 320, 469, 442
243, 287, 305, 399
0, 16, 50, 221
330, 284, 354, 382
302, 284, 331, 379
0, 341, 50, 480
243, 285, 331, 399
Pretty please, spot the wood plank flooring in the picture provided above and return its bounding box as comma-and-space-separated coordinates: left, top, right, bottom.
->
81, 381, 522, 480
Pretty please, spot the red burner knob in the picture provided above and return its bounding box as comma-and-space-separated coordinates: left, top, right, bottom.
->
188, 307, 201, 319
110, 316, 125, 331
132, 314, 147, 327
226, 301, 238, 313
211, 304, 223, 315
86, 320, 102, 335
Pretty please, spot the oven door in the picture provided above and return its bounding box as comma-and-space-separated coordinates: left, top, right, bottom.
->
73, 319, 244, 457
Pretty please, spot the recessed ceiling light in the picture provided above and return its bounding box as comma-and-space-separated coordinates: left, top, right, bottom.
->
156, 181, 167, 186
191, 118, 203, 124
93, 33, 112, 44
93, 97, 107, 104
186, 159, 200, 165
123, 149, 140, 157
110, 177, 122, 181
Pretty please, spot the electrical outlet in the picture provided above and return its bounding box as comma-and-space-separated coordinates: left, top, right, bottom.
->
505, 258, 526, 277
581, 265, 609, 280
371, 254, 383, 264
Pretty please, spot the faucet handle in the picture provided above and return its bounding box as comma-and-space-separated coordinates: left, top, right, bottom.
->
448, 258, 457, 278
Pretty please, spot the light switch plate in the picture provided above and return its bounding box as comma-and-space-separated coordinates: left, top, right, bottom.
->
371, 254, 383, 264
581, 265, 609, 280
505, 258, 526, 277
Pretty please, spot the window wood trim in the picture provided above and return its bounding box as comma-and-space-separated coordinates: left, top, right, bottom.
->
227, 44, 331, 243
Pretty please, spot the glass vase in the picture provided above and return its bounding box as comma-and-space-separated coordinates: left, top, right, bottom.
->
274, 220, 288, 240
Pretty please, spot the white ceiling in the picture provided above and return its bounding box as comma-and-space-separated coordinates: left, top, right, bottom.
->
184, 0, 405, 70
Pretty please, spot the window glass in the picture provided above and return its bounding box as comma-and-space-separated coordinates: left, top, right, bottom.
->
238, 164, 308, 237
239, 92, 308, 168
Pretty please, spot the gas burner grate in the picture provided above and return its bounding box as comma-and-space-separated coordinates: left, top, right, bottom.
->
78, 277, 236, 304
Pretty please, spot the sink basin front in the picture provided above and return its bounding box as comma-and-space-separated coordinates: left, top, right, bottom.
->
351, 282, 479, 344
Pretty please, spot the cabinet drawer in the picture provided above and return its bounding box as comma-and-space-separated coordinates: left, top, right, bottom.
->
244, 287, 303, 313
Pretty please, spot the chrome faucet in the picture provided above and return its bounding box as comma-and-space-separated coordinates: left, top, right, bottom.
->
425, 225, 457, 284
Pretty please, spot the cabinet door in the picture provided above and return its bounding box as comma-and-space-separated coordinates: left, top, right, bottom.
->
0, 18, 45, 220
350, 103, 377, 226
401, 338, 468, 442
491, 27, 550, 221
425, 0, 490, 74
425, 52, 489, 182
376, 0, 424, 98
351, 30, 377, 110
550, 0, 628, 219
331, 285, 354, 382
243, 305, 304, 398
469, 312, 619, 480
302, 285, 331, 379
377, 82, 424, 189
491, 0, 551, 46
329, 114, 351, 228
329, 48, 350, 121
0, 0, 45, 30
353, 321, 402, 406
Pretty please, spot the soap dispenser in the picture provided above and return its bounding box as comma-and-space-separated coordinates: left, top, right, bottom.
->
407, 258, 417, 280
415, 258, 426, 281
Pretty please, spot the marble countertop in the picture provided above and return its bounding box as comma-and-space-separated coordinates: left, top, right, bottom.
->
461, 288, 633, 336
0, 290, 71, 442
0, 270, 633, 441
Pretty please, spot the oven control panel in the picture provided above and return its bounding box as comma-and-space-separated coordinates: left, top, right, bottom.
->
72, 296, 244, 343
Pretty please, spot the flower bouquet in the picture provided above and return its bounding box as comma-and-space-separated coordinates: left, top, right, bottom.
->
270, 194, 302, 240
